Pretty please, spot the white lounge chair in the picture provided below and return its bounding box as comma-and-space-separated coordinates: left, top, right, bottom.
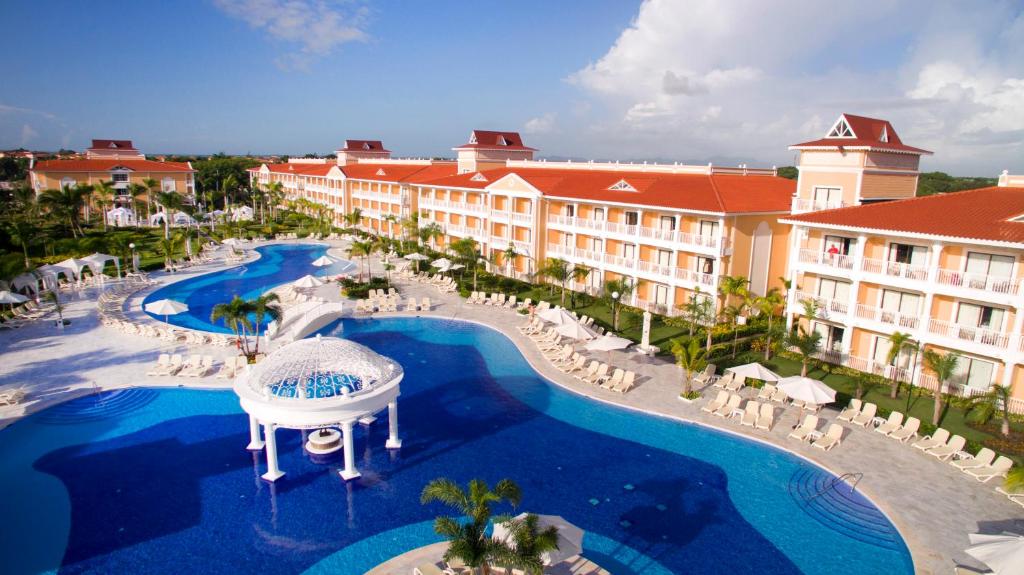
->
693, 364, 716, 386
756, 383, 776, 401
850, 402, 877, 427
583, 363, 610, 385
836, 398, 862, 422
756, 403, 775, 430
611, 371, 636, 393
812, 424, 844, 451
576, 361, 600, 382
926, 434, 966, 461
740, 401, 760, 427
702, 391, 729, 414
912, 428, 950, 451
713, 394, 742, 418
599, 368, 625, 390
788, 415, 819, 441
147, 353, 172, 377
178, 355, 204, 377
874, 411, 904, 435
952, 448, 996, 471
965, 456, 1014, 483
887, 417, 920, 443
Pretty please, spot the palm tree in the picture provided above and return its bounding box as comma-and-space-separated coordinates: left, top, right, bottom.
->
501, 243, 518, 278
3, 216, 36, 270
537, 258, 572, 304
142, 177, 160, 219
158, 236, 180, 268
568, 265, 591, 308
786, 327, 821, 377
923, 349, 960, 426
39, 184, 90, 237
382, 214, 399, 238
603, 278, 634, 331
154, 190, 183, 240
752, 288, 785, 360
211, 296, 255, 357
718, 275, 749, 358
421, 478, 523, 575
346, 240, 373, 282
418, 222, 443, 249
248, 293, 282, 355
343, 207, 363, 229
885, 332, 918, 399
491, 514, 561, 575
671, 337, 708, 397
266, 181, 284, 222
965, 383, 1013, 437
93, 180, 115, 231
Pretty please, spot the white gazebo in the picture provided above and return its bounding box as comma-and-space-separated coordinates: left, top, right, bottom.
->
106, 207, 136, 227
232, 335, 404, 482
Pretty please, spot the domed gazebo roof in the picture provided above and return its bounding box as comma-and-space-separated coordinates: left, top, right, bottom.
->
233, 335, 403, 430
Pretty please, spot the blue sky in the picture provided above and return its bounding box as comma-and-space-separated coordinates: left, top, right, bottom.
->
2, 1, 1022, 175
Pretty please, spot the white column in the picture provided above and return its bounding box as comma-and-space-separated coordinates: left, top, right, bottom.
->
785, 226, 802, 331
261, 423, 284, 482
339, 421, 361, 480
246, 415, 265, 450
385, 401, 402, 449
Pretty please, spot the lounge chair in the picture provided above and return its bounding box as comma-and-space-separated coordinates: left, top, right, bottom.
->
926, 434, 966, 461
757, 383, 776, 401
788, 415, 819, 441
740, 401, 760, 426
874, 411, 904, 435
713, 394, 742, 418
599, 368, 625, 390
756, 403, 775, 430
996, 487, 1024, 509
554, 352, 580, 368
836, 398, 862, 422
147, 353, 172, 376
713, 372, 734, 389
850, 402, 877, 427
559, 356, 586, 374
412, 563, 445, 575
420, 298, 431, 311
576, 361, 600, 382
693, 364, 716, 386
887, 417, 920, 443
544, 345, 572, 362
812, 424, 844, 451
215, 356, 241, 379
190, 355, 216, 377
702, 391, 729, 414
178, 355, 204, 377
583, 363, 610, 384
406, 298, 419, 311
154, 354, 184, 376
952, 448, 996, 471
912, 428, 950, 451
769, 387, 789, 403
965, 456, 1014, 483
0, 387, 27, 406
724, 374, 745, 392
611, 371, 636, 393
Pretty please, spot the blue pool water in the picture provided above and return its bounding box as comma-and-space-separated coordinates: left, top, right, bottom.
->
0, 315, 914, 575
142, 243, 355, 332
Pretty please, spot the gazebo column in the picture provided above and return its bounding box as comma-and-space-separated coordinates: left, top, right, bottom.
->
246, 415, 265, 450
385, 401, 402, 449
261, 423, 285, 482
339, 421, 361, 481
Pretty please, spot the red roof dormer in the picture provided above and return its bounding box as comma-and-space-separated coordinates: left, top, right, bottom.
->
789, 114, 932, 155
335, 140, 390, 153
454, 130, 537, 152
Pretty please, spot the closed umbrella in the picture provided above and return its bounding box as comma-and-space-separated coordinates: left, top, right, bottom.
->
293, 275, 325, 288
777, 376, 837, 405
492, 513, 584, 566
966, 532, 1024, 574
312, 255, 334, 267
144, 299, 189, 325
537, 307, 578, 325
726, 362, 782, 382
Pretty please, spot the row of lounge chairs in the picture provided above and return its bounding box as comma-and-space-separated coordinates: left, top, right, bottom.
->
148, 353, 247, 378
275, 233, 300, 240
521, 323, 637, 393
788, 415, 846, 451
466, 292, 522, 308
98, 282, 236, 347
165, 251, 217, 272
0, 299, 55, 329
702, 392, 778, 432
354, 297, 430, 313
0, 387, 27, 406
409, 272, 457, 294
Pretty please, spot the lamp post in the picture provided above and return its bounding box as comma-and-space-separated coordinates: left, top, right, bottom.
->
611, 290, 620, 331
129, 243, 138, 273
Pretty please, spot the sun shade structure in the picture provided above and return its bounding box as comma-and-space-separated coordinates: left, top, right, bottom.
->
233, 335, 404, 482
492, 513, 585, 566
584, 333, 633, 352
431, 257, 452, 269
777, 376, 837, 405
966, 532, 1024, 574
144, 299, 188, 324
725, 362, 782, 382
537, 307, 578, 326
292, 274, 324, 288
555, 320, 600, 341
311, 255, 335, 267
404, 253, 429, 261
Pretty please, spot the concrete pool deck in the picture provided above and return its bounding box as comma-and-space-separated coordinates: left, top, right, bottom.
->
1, 240, 1021, 575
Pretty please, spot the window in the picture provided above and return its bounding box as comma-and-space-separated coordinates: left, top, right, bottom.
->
823, 235, 855, 255
587, 270, 603, 292
660, 215, 676, 231
470, 172, 488, 182
965, 252, 1014, 279
161, 177, 176, 193
608, 179, 636, 191
888, 243, 928, 266
813, 186, 842, 205
817, 278, 851, 302
699, 220, 718, 238
562, 233, 574, 247
880, 289, 920, 324
879, 126, 888, 143
953, 357, 995, 390
654, 284, 669, 305
956, 303, 1005, 331
564, 205, 575, 217
60, 177, 76, 189
827, 117, 855, 138
622, 243, 636, 259
870, 337, 914, 371
625, 211, 639, 226
593, 208, 605, 221
697, 256, 714, 275
590, 238, 603, 252
812, 322, 844, 352
656, 249, 672, 267
112, 173, 129, 183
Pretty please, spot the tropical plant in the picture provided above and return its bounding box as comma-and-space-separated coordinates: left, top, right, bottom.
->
965, 383, 1013, 437
3, 217, 36, 270
671, 337, 708, 397
603, 278, 634, 331
346, 240, 374, 282
885, 332, 918, 399
248, 293, 282, 355
568, 265, 591, 308
39, 184, 90, 237
93, 180, 115, 231
490, 513, 560, 575
158, 236, 180, 268
343, 207, 363, 229
1005, 468, 1024, 493
923, 349, 960, 426
752, 288, 785, 360
502, 243, 518, 278
142, 177, 160, 219
210, 296, 255, 356
154, 190, 183, 240
420, 478, 523, 575
718, 275, 749, 358
537, 258, 572, 304
786, 327, 821, 377
418, 222, 443, 249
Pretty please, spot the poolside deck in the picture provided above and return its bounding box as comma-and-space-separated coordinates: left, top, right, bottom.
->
1, 240, 1021, 575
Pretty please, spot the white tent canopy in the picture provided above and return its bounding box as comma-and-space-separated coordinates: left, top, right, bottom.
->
106, 207, 136, 227
83, 253, 121, 277
725, 362, 782, 382
777, 376, 837, 405
492, 514, 584, 566
966, 532, 1024, 574
231, 205, 254, 221
0, 290, 28, 304
56, 258, 91, 278
149, 211, 196, 227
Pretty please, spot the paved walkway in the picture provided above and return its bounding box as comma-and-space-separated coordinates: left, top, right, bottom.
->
366, 542, 609, 575
1, 245, 1021, 575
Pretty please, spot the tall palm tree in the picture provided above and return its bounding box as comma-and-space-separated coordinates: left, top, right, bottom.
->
418, 222, 443, 249
604, 278, 634, 331
346, 240, 373, 282
885, 332, 918, 399
3, 216, 36, 270
94, 180, 115, 231
248, 293, 282, 355
718, 275, 749, 358
568, 264, 591, 308
537, 258, 572, 304
965, 384, 1014, 437
211, 296, 255, 357
923, 349, 960, 426
154, 190, 183, 240
752, 288, 785, 360
421, 478, 522, 575
671, 337, 708, 396
491, 514, 561, 575
158, 236, 180, 268
502, 243, 519, 278
142, 177, 160, 219
39, 184, 90, 237
266, 181, 284, 222
786, 327, 821, 377
343, 207, 363, 229
382, 213, 399, 238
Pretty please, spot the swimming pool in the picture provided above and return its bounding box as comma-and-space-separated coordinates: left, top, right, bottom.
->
142, 243, 355, 333
0, 315, 913, 574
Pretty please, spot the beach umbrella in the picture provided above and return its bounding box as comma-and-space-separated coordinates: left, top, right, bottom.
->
725, 362, 782, 382
492, 513, 584, 566
585, 333, 633, 352
404, 253, 429, 261
0, 291, 28, 305
144, 299, 189, 325
293, 275, 325, 289
555, 320, 600, 341
776, 376, 837, 405
431, 257, 452, 268
449, 264, 465, 271
966, 532, 1024, 574
537, 307, 578, 325
311, 255, 334, 267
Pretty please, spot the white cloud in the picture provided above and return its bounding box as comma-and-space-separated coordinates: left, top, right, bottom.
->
0, 103, 56, 120
523, 113, 557, 134
560, 0, 1024, 174
214, 0, 369, 70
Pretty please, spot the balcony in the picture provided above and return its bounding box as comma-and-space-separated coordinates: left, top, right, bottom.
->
635, 298, 674, 316
936, 269, 1020, 296
794, 291, 849, 320
492, 210, 533, 225
927, 318, 1010, 350
444, 224, 487, 242
419, 197, 488, 214
844, 355, 914, 383
546, 215, 729, 254
797, 248, 855, 272
791, 197, 848, 214
545, 243, 714, 287
854, 303, 921, 330
861, 257, 929, 282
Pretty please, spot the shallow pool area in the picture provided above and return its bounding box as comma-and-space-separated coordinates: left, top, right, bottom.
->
0, 315, 914, 575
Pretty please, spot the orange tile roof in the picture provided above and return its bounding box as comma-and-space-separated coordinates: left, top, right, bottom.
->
790, 113, 931, 155
340, 163, 457, 183
32, 159, 193, 172
262, 163, 336, 176
418, 168, 795, 214
782, 186, 1024, 244
336, 140, 390, 153
454, 130, 536, 152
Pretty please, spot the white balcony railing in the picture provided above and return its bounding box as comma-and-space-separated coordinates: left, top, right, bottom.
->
797, 248, 855, 271
791, 197, 848, 213
445, 224, 487, 241
544, 243, 714, 287
855, 303, 921, 330
794, 291, 849, 319
861, 257, 929, 281
419, 197, 488, 213
635, 298, 674, 316
936, 269, 1020, 296
546, 215, 728, 252
845, 355, 914, 383
927, 318, 1010, 349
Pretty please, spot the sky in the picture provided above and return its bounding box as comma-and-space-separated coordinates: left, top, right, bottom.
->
1, 0, 1022, 176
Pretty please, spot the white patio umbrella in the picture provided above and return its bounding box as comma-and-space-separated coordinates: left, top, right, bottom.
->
725, 362, 782, 382
222, 238, 242, 246
293, 274, 325, 288
404, 253, 429, 261
0, 290, 28, 311
584, 332, 634, 362
144, 299, 189, 325
431, 257, 452, 269
492, 513, 584, 566
311, 255, 335, 267
449, 264, 465, 271
555, 320, 600, 341
966, 532, 1024, 574
777, 376, 837, 405
537, 307, 578, 325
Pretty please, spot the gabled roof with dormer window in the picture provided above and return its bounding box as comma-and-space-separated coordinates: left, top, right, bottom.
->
789, 114, 932, 155
453, 130, 537, 152
335, 140, 391, 153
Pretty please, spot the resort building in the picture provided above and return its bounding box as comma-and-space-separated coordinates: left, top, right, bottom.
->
28, 138, 195, 207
